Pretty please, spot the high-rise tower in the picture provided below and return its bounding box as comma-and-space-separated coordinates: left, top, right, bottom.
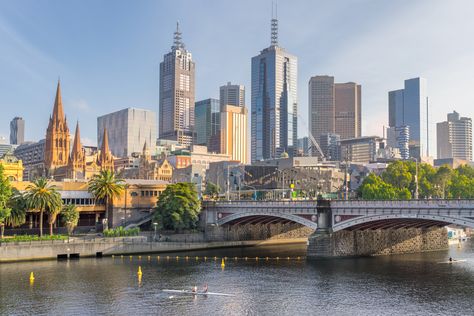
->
159, 22, 195, 147
10, 117, 25, 145
44, 80, 70, 173
251, 10, 297, 162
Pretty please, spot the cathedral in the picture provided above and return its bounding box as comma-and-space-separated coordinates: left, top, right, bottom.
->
44, 80, 114, 180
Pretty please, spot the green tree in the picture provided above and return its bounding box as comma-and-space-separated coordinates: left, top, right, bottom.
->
448, 170, 474, 199
6, 188, 28, 228
0, 165, 13, 238
61, 204, 80, 235
358, 173, 412, 200
88, 170, 125, 230
154, 182, 201, 231
204, 181, 219, 199
431, 165, 452, 198
382, 161, 412, 189
25, 178, 62, 237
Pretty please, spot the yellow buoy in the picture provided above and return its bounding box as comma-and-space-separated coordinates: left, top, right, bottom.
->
29, 272, 35, 282
120, 255, 124, 259
266, 257, 269, 261
287, 257, 290, 260
166, 256, 170, 260
137, 266, 143, 276
234, 256, 238, 260
245, 257, 248, 261
129, 255, 133, 261
214, 256, 217, 261
176, 256, 179, 260
255, 257, 259, 261
297, 256, 301, 260
276, 256, 280, 260
195, 256, 199, 261
204, 256, 207, 261
185, 256, 189, 261
112, 255, 115, 259
221, 258, 225, 268
147, 256, 151, 261
157, 256, 160, 261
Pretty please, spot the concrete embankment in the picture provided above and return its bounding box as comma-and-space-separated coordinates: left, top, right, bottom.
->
0, 237, 307, 263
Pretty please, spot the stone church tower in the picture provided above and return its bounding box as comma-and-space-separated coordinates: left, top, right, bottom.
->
44, 80, 70, 174
98, 128, 114, 171
68, 121, 86, 179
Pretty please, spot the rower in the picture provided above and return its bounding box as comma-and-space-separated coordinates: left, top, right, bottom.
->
192, 286, 198, 293
449, 257, 453, 262
202, 283, 208, 293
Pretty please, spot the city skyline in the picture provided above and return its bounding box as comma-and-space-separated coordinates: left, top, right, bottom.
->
1, 0, 474, 157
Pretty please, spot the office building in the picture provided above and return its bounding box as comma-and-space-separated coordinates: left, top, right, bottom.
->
387, 125, 410, 160
251, 13, 297, 162
10, 117, 25, 145
14, 140, 45, 180
319, 133, 341, 161
194, 98, 220, 149
388, 77, 428, 159
309, 76, 361, 143
340, 136, 385, 164
97, 108, 157, 158
159, 22, 195, 146
220, 82, 245, 107
219, 104, 248, 164
437, 111, 472, 161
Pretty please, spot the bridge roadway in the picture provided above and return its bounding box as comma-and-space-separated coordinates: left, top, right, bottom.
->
202, 199, 474, 231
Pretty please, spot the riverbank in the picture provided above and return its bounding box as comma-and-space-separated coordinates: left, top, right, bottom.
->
0, 237, 307, 263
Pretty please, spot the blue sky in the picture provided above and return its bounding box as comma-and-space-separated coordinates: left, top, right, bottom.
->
1, 0, 473, 153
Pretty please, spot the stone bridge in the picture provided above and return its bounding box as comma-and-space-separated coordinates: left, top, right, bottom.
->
202, 199, 474, 258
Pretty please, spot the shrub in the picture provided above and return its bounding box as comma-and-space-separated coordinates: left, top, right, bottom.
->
103, 226, 140, 237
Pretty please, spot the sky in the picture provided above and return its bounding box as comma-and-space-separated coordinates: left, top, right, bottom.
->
1, 0, 474, 156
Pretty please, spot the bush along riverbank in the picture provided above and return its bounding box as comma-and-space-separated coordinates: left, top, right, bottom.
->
103, 227, 140, 237
0, 235, 68, 243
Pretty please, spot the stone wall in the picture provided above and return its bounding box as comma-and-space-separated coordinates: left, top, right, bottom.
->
308, 227, 448, 258
205, 223, 313, 242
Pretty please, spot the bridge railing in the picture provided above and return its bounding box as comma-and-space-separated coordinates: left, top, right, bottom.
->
330, 199, 474, 208
202, 200, 317, 208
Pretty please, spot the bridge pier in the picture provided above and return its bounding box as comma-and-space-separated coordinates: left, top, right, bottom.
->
307, 227, 449, 259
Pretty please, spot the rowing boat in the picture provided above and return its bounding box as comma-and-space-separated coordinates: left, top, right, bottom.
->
162, 289, 235, 297
438, 259, 467, 264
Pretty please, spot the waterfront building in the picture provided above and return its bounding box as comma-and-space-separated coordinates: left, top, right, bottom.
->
308, 76, 361, 143
387, 125, 410, 160
437, 111, 472, 161
10, 117, 25, 145
340, 136, 385, 164
388, 77, 428, 159
44, 80, 70, 175
13, 140, 45, 180
0, 150, 24, 181
97, 108, 157, 158
194, 98, 220, 149
319, 133, 341, 161
219, 104, 248, 164
251, 13, 298, 162
220, 82, 245, 107
159, 22, 195, 147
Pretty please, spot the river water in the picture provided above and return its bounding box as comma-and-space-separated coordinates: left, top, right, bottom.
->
1, 241, 474, 315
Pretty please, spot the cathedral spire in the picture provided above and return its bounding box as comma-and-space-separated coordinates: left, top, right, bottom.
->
52, 79, 65, 123
101, 127, 110, 154
71, 121, 83, 161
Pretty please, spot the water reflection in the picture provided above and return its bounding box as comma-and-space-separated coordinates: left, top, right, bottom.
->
1, 242, 474, 315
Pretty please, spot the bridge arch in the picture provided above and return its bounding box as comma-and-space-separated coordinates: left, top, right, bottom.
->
333, 213, 474, 232
216, 211, 318, 230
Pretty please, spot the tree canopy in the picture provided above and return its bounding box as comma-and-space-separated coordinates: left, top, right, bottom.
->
153, 182, 201, 231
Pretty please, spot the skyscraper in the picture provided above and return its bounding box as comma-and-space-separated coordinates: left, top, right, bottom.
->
219, 104, 248, 164
97, 108, 157, 158
308, 76, 361, 143
388, 77, 428, 159
159, 22, 195, 147
10, 117, 25, 145
220, 82, 245, 107
437, 111, 472, 161
194, 98, 220, 149
251, 13, 297, 162
387, 125, 410, 160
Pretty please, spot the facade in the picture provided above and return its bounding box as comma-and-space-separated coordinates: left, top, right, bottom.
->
437, 111, 472, 161
388, 77, 428, 159
340, 136, 385, 164
219, 104, 248, 164
335, 82, 361, 139
319, 133, 341, 161
387, 125, 410, 160
97, 108, 157, 158
10, 117, 25, 145
297, 137, 309, 156
251, 16, 297, 162
194, 98, 220, 149
44, 81, 70, 175
0, 150, 24, 181
220, 82, 245, 107
308, 76, 361, 143
159, 22, 195, 146
0, 144, 17, 157
13, 140, 45, 180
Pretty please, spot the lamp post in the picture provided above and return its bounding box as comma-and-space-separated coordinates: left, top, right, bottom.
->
153, 222, 158, 241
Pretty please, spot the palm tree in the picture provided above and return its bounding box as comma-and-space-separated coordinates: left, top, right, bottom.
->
25, 178, 62, 237
6, 189, 28, 228
88, 170, 125, 230
61, 204, 79, 236
47, 202, 63, 236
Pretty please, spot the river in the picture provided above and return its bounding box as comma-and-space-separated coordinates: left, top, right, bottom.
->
1, 241, 474, 315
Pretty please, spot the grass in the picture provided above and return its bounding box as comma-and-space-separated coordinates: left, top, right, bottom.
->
0, 235, 69, 243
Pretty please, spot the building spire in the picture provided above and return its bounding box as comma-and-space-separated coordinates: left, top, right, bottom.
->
101, 127, 110, 154
172, 21, 185, 50
52, 79, 65, 122
271, 2, 278, 46
71, 121, 83, 158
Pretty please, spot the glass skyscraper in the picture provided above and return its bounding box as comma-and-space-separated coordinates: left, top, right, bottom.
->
251, 15, 297, 162
388, 77, 428, 159
194, 98, 220, 150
